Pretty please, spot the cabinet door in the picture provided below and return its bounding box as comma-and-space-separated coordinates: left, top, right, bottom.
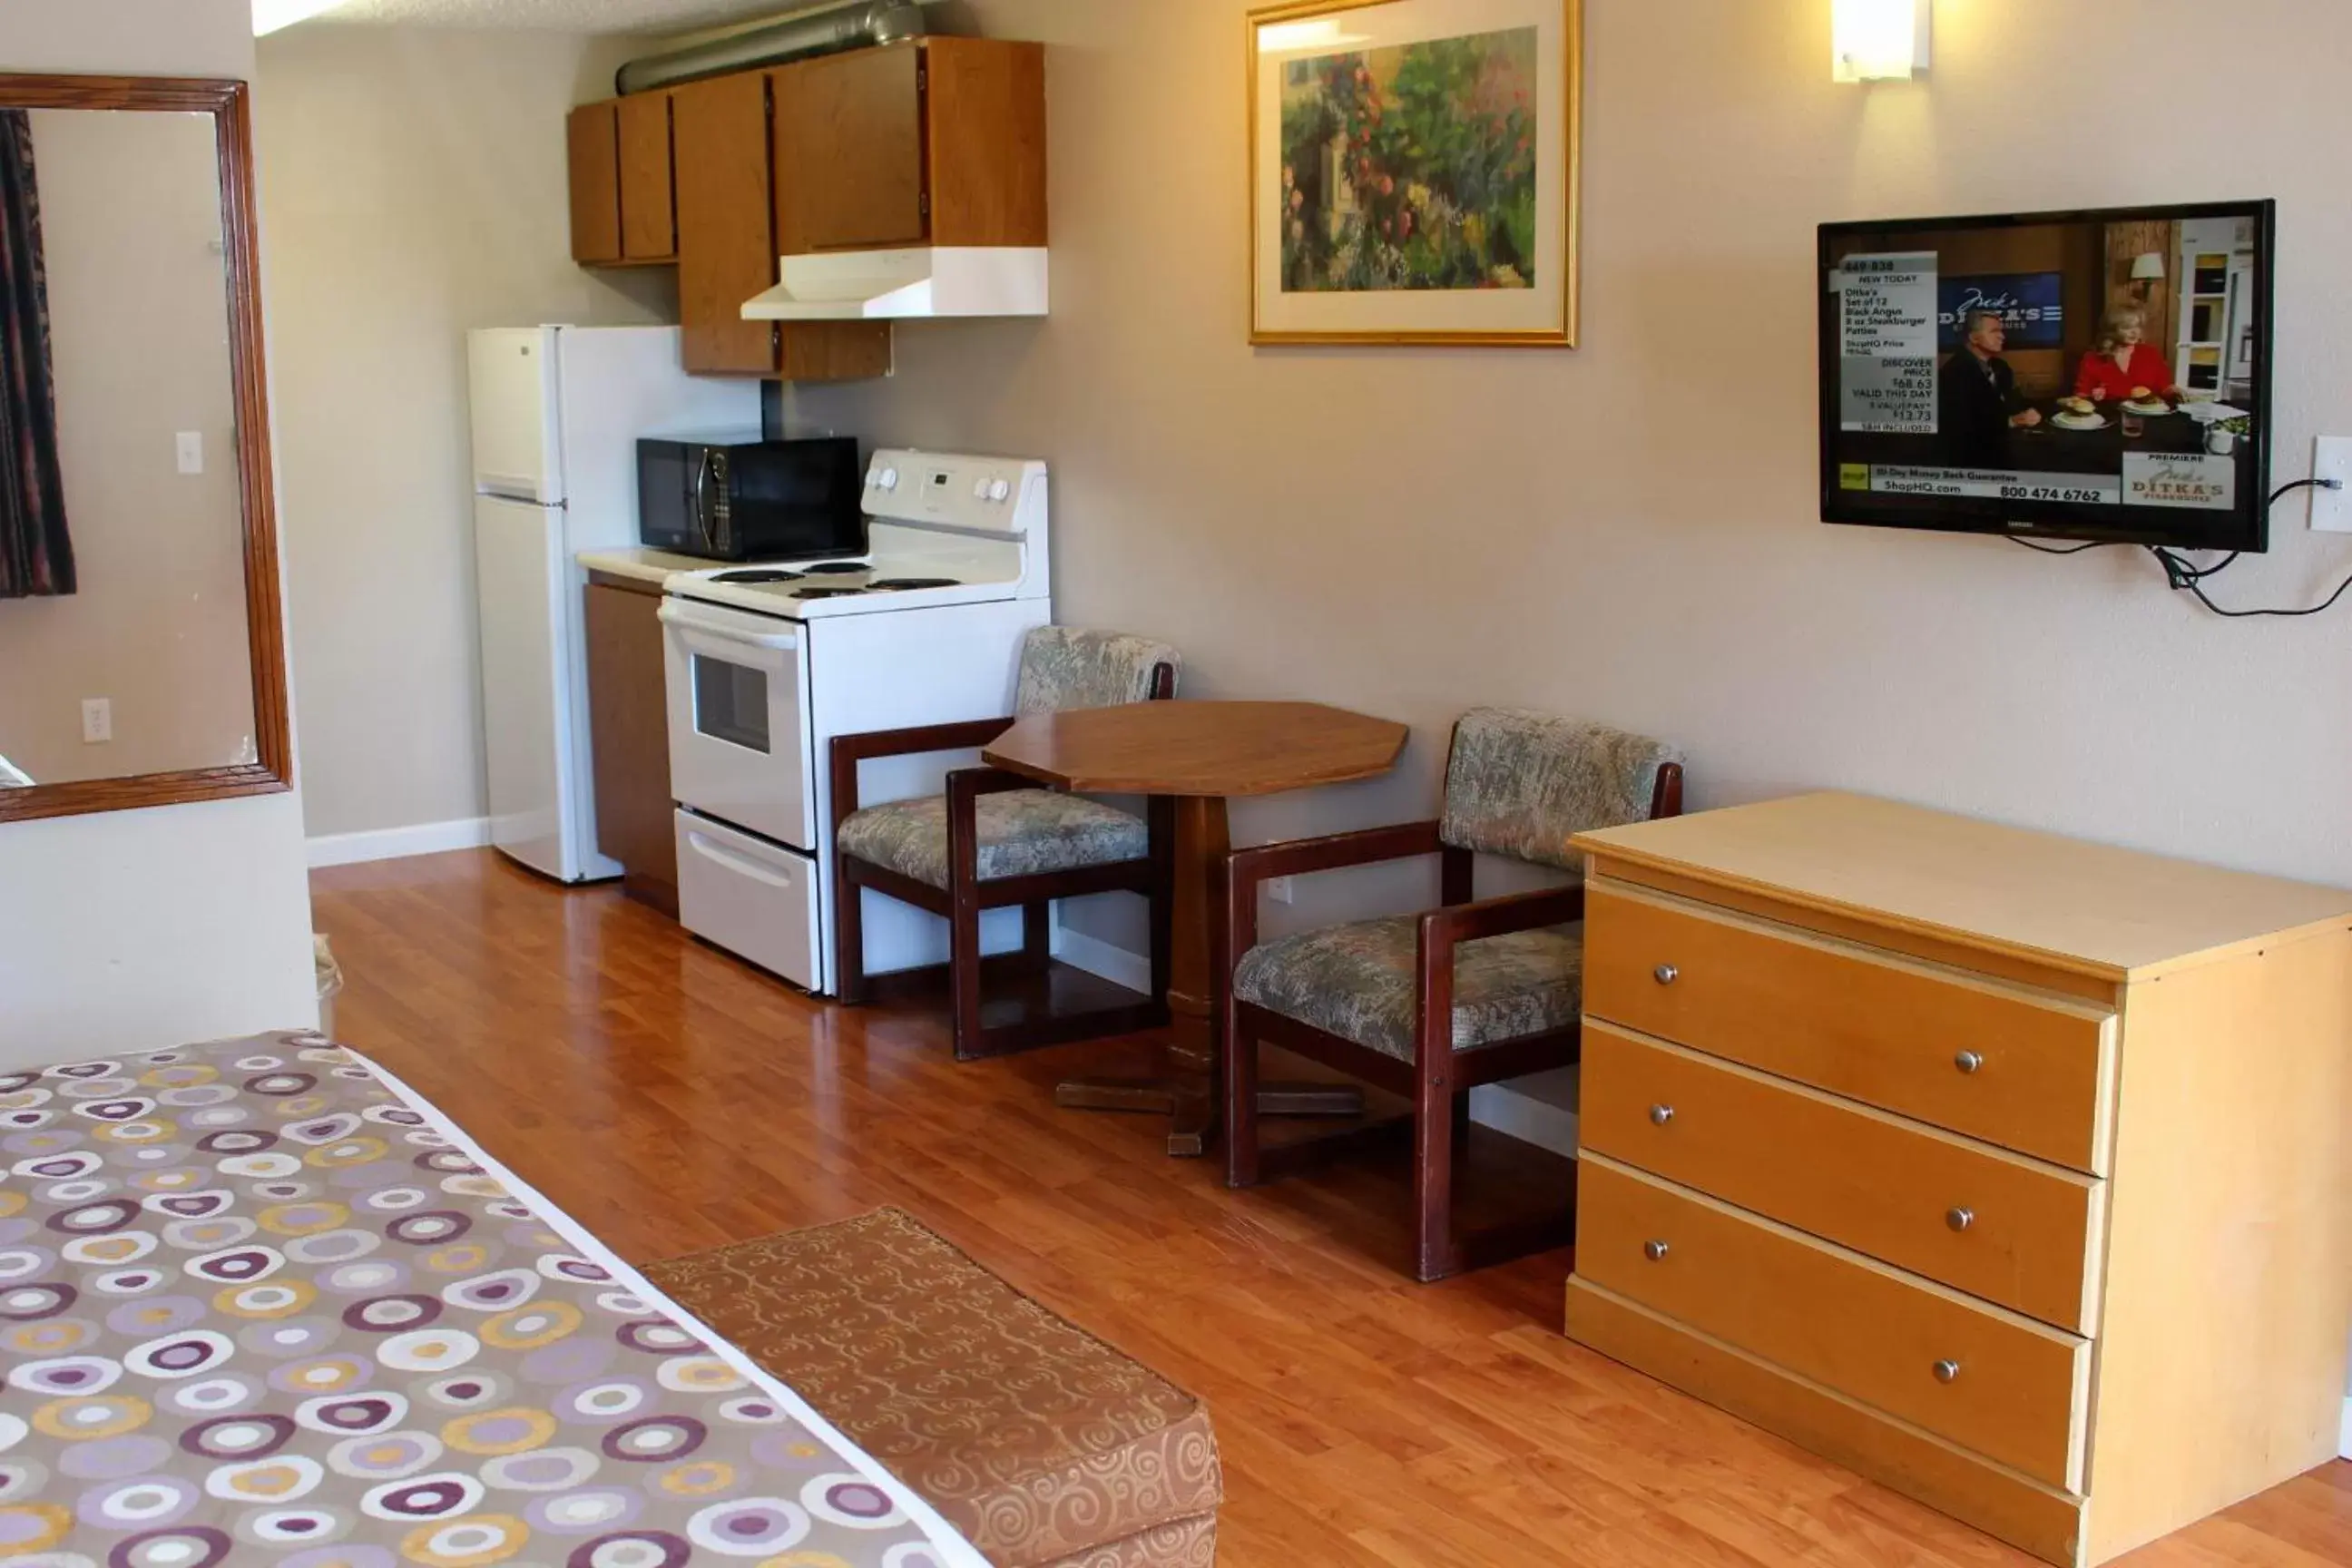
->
617, 92, 677, 261
772, 43, 926, 254
672, 72, 779, 376
567, 102, 622, 265
584, 581, 679, 915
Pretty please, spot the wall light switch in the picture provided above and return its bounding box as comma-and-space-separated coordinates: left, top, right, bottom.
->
176, 431, 203, 475
1265, 876, 1297, 906
2314, 438, 2352, 534
81, 698, 112, 745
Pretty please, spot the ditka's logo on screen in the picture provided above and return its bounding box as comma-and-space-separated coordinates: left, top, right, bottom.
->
2124, 455, 2237, 511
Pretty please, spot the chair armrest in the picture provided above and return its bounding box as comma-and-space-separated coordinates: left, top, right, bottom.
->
1228, 820, 1445, 896
1418, 885, 1586, 953
828, 717, 1014, 832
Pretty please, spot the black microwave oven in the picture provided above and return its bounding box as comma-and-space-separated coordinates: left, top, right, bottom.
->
635, 435, 865, 562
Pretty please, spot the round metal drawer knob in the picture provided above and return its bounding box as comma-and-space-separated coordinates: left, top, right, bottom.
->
1955, 1050, 1984, 1075
1649, 1104, 1675, 1127
1946, 1206, 1975, 1232
1653, 964, 1680, 985
1642, 1240, 1671, 1262
1933, 1359, 1962, 1384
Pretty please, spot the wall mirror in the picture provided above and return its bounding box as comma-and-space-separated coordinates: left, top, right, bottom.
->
0, 75, 289, 825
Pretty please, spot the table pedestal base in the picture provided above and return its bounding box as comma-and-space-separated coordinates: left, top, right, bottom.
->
1055, 1071, 1364, 1158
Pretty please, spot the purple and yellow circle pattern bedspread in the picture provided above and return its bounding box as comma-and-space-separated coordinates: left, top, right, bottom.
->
0, 1033, 968, 1568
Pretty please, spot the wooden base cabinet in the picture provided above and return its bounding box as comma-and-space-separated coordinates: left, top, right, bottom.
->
583, 574, 678, 916
1564, 791, 2352, 1567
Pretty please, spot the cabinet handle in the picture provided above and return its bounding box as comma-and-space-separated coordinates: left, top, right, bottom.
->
1642, 1240, 1671, 1262
1653, 964, 1680, 985
1945, 1206, 1975, 1232
1933, 1359, 1962, 1384
1954, 1050, 1984, 1075
1649, 1103, 1674, 1127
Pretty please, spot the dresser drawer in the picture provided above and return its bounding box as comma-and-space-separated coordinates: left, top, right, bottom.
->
1575, 1156, 2090, 1490
1581, 1022, 2104, 1331
1583, 880, 2117, 1173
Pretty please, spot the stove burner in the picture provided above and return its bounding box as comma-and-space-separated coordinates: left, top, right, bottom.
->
802, 561, 868, 575
710, 569, 805, 584
867, 577, 962, 592
791, 587, 868, 600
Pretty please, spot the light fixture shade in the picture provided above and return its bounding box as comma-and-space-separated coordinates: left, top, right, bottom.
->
254, 0, 348, 35
2132, 251, 2169, 281
1832, 0, 1933, 83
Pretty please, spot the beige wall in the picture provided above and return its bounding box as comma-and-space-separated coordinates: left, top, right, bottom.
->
256, 25, 671, 843
779, 0, 2352, 964
0, 0, 317, 1065
0, 109, 253, 785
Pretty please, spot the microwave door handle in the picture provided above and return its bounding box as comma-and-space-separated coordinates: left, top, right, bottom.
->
691, 450, 715, 554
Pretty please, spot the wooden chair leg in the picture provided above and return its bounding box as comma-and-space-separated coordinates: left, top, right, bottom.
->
1413, 1060, 1458, 1283
1022, 900, 1053, 972
949, 888, 985, 1062
837, 867, 870, 1004
1225, 1005, 1261, 1189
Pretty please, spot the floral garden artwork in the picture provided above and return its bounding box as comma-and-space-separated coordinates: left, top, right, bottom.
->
1250, 0, 1578, 346
1279, 28, 1540, 295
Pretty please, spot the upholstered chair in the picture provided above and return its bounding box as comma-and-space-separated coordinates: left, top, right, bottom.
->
1222, 708, 1684, 1281
830, 627, 1182, 1061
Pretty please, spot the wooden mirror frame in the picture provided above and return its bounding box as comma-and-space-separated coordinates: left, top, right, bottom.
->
0, 74, 289, 826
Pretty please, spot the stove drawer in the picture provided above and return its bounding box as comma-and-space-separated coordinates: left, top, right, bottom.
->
676, 810, 820, 991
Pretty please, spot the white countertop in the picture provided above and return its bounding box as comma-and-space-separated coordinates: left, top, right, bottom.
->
577, 547, 718, 587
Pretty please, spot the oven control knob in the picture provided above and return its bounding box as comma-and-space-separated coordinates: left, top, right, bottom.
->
878, 467, 899, 491
989, 479, 1012, 502
974, 478, 990, 498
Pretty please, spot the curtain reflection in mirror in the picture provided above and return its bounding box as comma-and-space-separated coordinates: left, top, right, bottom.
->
0, 107, 72, 599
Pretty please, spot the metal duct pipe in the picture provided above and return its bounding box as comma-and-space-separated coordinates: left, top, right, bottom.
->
616, 0, 930, 96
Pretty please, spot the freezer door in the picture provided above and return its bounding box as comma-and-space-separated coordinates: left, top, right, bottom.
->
467, 328, 563, 503
475, 495, 583, 880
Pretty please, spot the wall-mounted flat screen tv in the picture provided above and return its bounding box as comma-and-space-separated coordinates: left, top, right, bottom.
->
1819, 201, 2275, 552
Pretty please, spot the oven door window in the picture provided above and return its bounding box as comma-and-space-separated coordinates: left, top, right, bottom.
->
691, 653, 770, 753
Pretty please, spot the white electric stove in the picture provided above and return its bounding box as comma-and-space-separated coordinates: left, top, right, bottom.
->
662, 449, 1053, 995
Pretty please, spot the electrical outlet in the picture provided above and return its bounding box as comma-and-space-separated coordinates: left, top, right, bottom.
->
1265, 876, 1297, 906
81, 698, 112, 745
176, 432, 203, 475
2314, 438, 2352, 533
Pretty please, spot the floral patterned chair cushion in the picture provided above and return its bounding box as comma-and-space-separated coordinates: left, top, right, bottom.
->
1438, 708, 1683, 871
1230, 914, 1584, 1062
839, 789, 1150, 889
1014, 626, 1183, 713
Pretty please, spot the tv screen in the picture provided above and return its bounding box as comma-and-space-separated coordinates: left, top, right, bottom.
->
1818, 201, 2275, 552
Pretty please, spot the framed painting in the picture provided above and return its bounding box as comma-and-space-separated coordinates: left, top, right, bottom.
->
1248, 0, 1583, 347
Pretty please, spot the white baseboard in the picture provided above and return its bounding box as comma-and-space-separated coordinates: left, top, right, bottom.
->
1050, 926, 1580, 1160
2340, 1395, 2351, 1459
1051, 924, 1153, 994
308, 817, 492, 869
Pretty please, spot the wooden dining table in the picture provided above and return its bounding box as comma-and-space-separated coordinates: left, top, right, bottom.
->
984, 700, 1410, 1156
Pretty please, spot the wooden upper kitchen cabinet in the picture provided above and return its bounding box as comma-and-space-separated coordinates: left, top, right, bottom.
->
1563, 791, 2352, 1567
616, 90, 677, 262
670, 71, 891, 380
583, 573, 677, 916
567, 101, 622, 265
772, 36, 1046, 255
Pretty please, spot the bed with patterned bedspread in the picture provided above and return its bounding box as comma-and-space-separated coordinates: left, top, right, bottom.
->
0, 1033, 986, 1568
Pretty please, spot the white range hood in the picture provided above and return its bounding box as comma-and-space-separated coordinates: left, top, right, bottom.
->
741, 246, 1049, 321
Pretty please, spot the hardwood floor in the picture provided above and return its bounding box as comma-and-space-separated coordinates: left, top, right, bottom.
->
311, 849, 2351, 1568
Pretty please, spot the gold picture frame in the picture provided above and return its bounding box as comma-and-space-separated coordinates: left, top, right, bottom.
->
1248, 0, 1582, 347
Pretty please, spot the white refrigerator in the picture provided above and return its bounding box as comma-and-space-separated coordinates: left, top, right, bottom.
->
466, 326, 758, 883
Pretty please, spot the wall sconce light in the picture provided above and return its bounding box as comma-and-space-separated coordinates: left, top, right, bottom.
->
2131, 251, 2168, 301
1832, 0, 1933, 83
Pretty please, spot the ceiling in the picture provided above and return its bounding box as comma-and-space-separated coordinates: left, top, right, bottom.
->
318, 0, 785, 32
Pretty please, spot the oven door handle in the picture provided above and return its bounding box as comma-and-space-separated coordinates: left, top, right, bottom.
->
682, 828, 802, 892
659, 600, 802, 652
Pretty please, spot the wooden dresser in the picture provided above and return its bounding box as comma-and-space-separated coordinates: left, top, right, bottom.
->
1563, 792, 2352, 1567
